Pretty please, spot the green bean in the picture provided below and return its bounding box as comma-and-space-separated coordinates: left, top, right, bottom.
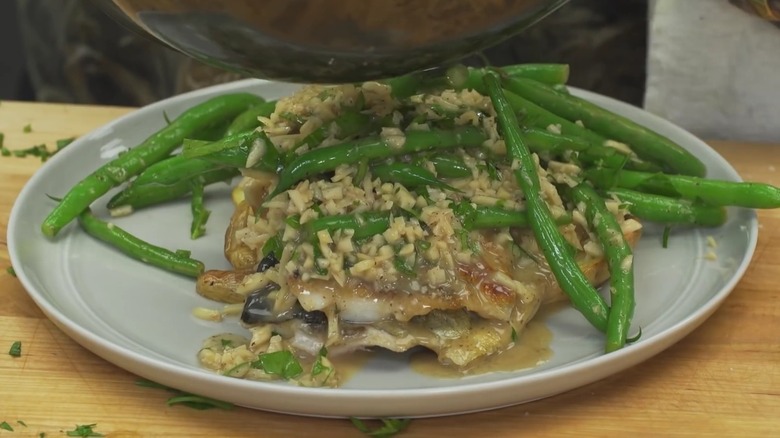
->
468, 205, 571, 229
503, 64, 571, 85
225, 101, 277, 136
483, 72, 609, 332
107, 156, 217, 201
430, 155, 472, 178
41, 93, 264, 238
77, 209, 204, 277
307, 203, 553, 242
371, 162, 461, 192
586, 168, 780, 209
503, 77, 707, 177
607, 188, 727, 227
108, 168, 238, 212
190, 182, 211, 239
383, 69, 446, 99
502, 89, 607, 146
267, 127, 488, 199
572, 184, 635, 353
182, 130, 280, 173
129, 131, 274, 208
110, 102, 274, 211
445, 64, 571, 92
307, 211, 390, 241
523, 128, 663, 172
192, 123, 230, 141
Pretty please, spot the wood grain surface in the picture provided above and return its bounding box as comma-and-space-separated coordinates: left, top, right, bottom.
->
1, 101, 778, 437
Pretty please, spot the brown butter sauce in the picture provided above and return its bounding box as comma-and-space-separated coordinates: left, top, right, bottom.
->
408, 318, 552, 378
317, 305, 563, 384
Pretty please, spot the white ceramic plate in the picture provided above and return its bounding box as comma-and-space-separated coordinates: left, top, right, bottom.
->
8, 79, 757, 418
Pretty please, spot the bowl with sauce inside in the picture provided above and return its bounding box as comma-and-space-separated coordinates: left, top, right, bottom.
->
91, 0, 570, 82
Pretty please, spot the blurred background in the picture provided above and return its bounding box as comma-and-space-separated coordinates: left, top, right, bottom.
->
0, 0, 648, 107
1, 0, 778, 141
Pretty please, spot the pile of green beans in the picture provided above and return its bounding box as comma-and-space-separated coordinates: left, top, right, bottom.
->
484, 72, 610, 332
41, 93, 266, 238
40, 62, 780, 355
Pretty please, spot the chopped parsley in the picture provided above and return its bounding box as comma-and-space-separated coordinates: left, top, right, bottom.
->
0, 421, 13, 432
251, 350, 303, 380
415, 240, 431, 252
0, 137, 75, 162
480, 161, 502, 181
311, 240, 329, 276
350, 418, 411, 437
6, 266, 16, 277
311, 347, 333, 383
13, 144, 48, 159
16, 420, 26, 427
135, 379, 233, 410
261, 233, 283, 259
55, 137, 75, 151
278, 111, 303, 125
22, 124, 32, 133
165, 395, 234, 410
311, 203, 325, 217
8, 341, 21, 357
627, 327, 643, 344
511, 235, 541, 265
451, 200, 477, 230
285, 214, 302, 230
220, 338, 234, 348
65, 424, 103, 437
393, 255, 416, 278
662, 225, 672, 248
511, 327, 518, 343
455, 228, 480, 254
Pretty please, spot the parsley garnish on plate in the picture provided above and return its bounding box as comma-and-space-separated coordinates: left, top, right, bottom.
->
65, 424, 104, 437
662, 225, 672, 248
311, 347, 332, 380
0, 421, 14, 432
8, 341, 21, 357
55, 137, 75, 151
6, 266, 16, 277
251, 350, 303, 380
22, 124, 32, 133
350, 418, 411, 437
